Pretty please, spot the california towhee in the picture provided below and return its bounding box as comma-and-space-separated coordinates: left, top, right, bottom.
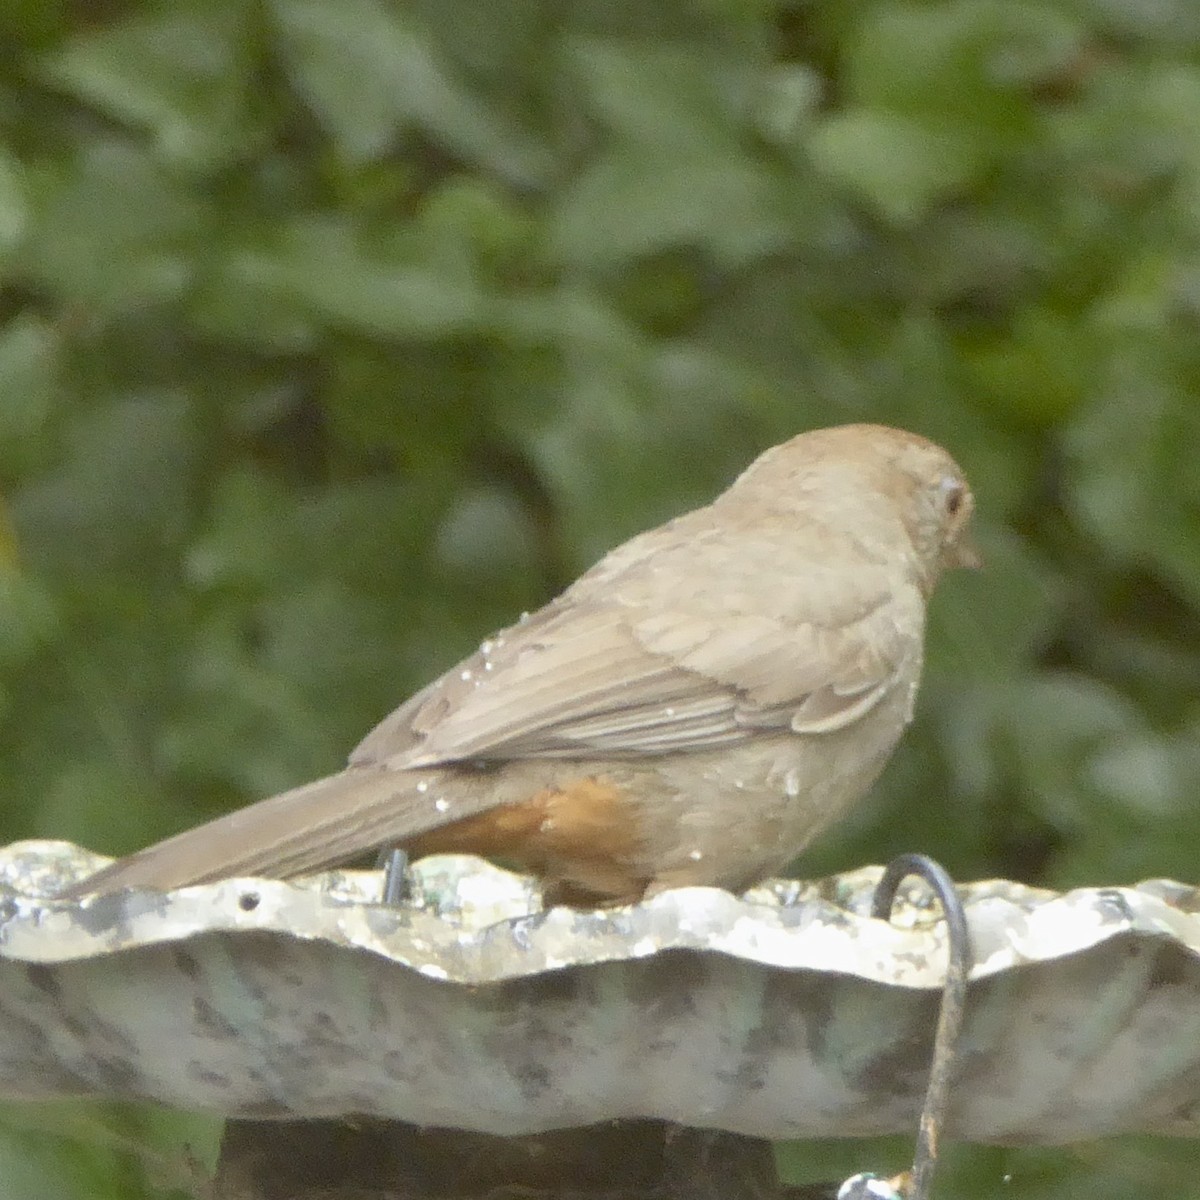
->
68, 424, 978, 902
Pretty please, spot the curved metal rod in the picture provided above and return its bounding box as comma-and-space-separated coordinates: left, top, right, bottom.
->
377, 848, 410, 906
871, 853, 974, 1200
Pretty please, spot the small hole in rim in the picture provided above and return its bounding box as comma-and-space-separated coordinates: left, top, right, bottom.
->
238, 892, 260, 911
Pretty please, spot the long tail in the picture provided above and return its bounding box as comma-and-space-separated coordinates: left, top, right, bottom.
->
61, 765, 497, 897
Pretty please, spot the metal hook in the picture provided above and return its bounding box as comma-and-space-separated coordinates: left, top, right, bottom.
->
870, 853, 974, 1200
376, 848, 410, 906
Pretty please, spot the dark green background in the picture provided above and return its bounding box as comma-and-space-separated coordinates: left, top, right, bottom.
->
1, 0, 1198, 1195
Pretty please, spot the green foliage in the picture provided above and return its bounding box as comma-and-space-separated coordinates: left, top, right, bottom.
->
1, 0, 1199, 1195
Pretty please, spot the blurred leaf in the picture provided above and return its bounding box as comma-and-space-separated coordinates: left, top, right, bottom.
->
188, 239, 318, 354
434, 484, 541, 583
0, 1100, 213, 1200
812, 1, 1083, 221
0, 563, 60, 667
495, 286, 650, 357
520, 337, 789, 570
933, 666, 1200, 891
1064, 345, 1200, 607
910, 209, 1047, 311
0, 316, 60, 478
40, 4, 260, 169
552, 149, 788, 267
33, 760, 167, 853
21, 142, 203, 312
163, 611, 344, 797
0, 0, 69, 49
11, 393, 197, 578
961, 306, 1094, 427
0, 146, 29, 263
0, 501, 15, 569
1080, 0, 1200, 41
808, 109, 980, 225
222, 217, 488, 339
1050, 61, 1200, 183
567, 38, 754, 150
925, 522, 1063, 682
848, 0, 1078, 137
1087, 727, 1182, 814
184, 468, 296, 594
753, 64, 824, 149
0, 1117, 129, 1200
418, 176, 535, 276
271, 0, 550, 184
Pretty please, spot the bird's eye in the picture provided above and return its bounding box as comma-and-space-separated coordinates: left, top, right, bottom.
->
939, 477, 965, 516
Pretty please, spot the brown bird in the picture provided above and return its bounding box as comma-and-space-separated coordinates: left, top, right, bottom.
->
66, 424, 978, 903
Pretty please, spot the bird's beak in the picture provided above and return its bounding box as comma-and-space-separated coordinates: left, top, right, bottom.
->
949, 531, 983, 571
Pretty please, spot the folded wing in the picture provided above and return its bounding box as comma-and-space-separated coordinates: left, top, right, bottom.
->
355, 561, 920, 769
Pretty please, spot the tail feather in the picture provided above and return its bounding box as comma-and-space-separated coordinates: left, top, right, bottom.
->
62, 766, 498, 896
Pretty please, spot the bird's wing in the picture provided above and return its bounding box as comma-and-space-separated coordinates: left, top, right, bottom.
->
67, 566, 910, 894
354, 561, 921, 769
